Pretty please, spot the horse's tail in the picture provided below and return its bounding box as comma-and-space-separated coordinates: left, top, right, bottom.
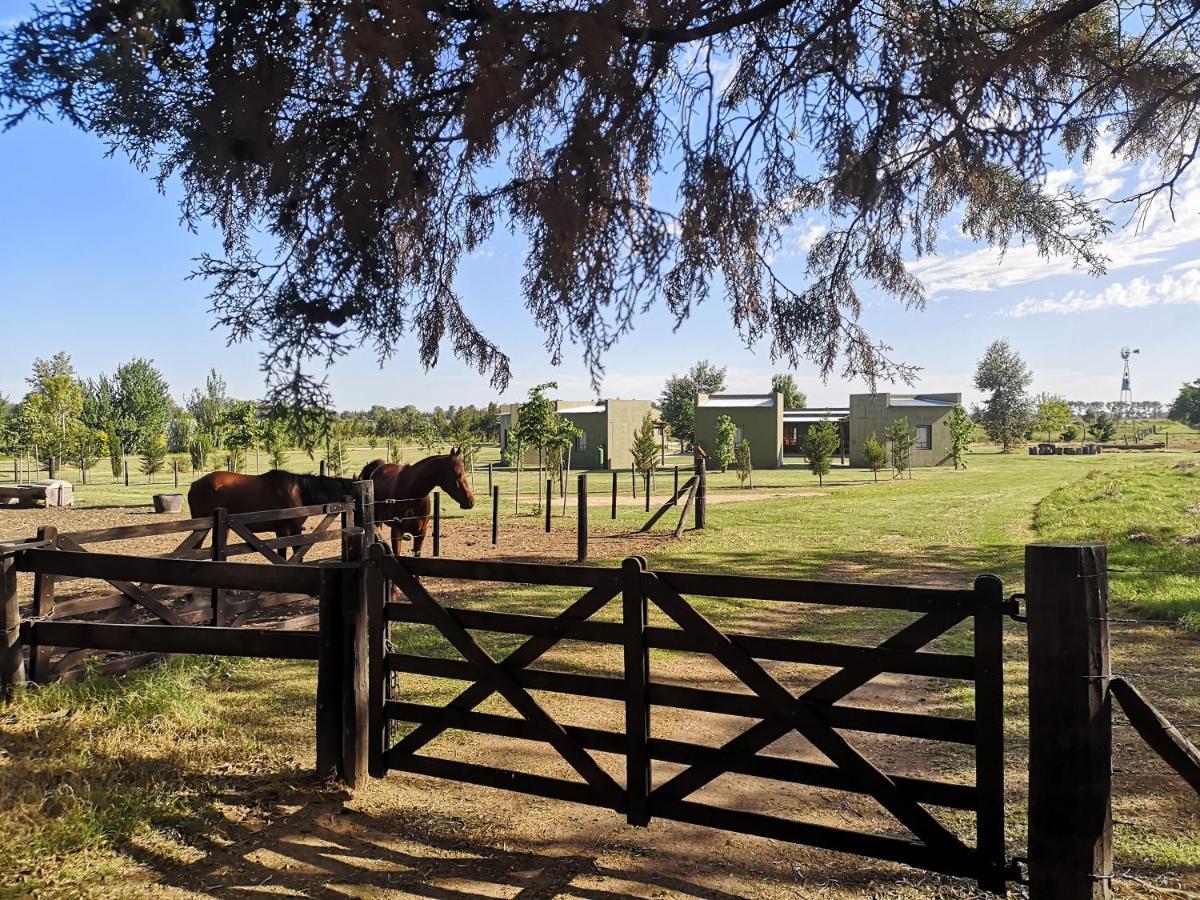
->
359, 458, 386, 481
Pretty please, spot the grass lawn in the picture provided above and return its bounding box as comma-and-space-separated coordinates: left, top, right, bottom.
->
2, 446, 1198, 896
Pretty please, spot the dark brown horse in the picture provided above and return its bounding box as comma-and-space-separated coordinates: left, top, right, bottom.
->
187, 469, 357, 555
360, 450, 474, 556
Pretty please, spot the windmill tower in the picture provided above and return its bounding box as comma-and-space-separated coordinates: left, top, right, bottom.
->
1119, 347, 1139, 417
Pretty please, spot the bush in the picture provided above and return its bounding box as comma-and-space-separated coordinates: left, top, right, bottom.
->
804, 419, 840, 485
189, 434, 212, 472
1061, 423, 1081, 442
139, 434, 168, 480
884, 417, 915, 478
862, 432, 887, 482
736, 439, 753, 487
713, 415, 737, 472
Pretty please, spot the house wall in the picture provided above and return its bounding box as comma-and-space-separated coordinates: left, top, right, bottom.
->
848, 394, 960, 468
558, 406, 607, 469
501, 399, 656, 470
693, 393, 784, 469
600, 399, 655, 469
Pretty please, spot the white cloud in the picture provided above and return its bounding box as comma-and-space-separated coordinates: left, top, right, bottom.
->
1005, 265, 1200, 317
908, 140, 1200, 295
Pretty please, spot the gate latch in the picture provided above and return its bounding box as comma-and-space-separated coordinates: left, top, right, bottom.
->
1006, 593, 1027, 623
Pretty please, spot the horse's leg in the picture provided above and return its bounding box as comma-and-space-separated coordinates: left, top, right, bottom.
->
412, 522, 426, 558
390, 522, 403, 558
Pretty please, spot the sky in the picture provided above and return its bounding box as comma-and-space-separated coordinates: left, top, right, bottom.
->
1, 2, 1197, 413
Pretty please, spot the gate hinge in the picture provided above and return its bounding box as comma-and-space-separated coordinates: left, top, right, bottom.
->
1005, 593, 1027, 623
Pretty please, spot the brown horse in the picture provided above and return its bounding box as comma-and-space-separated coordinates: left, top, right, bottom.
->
360, 450, 474, 556
187, 469, 357, 555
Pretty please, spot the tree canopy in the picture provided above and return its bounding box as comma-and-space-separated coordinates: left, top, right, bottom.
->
660, 360, 726, 444
770, 374, 806, 410
8, 0, 1196, 403
974, 340, 1033, 452
1168, 380, 1200, 426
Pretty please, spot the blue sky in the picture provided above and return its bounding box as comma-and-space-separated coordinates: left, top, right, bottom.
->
1, 1, 1197, 412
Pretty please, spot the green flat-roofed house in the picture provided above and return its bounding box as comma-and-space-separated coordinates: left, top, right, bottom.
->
693, 392, 785, 469
847, 393, 962, 467
499, 398, 656, 469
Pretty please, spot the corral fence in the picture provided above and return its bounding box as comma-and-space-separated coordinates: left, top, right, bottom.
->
1, 512, 1197, 896
0, 484, 367, 685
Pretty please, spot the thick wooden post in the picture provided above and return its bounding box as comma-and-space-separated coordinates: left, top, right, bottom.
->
622, 556, 650, 826
210, 509, 228, 626
28, 526, 57, 684
1, 554, 23, 702
173, 460, 178, 488
353, 479, 375, 532
366, 540, 387, 778
123, 459, 129, 486
973, 574, 1007, 892
491, 485, 500, 545
432, 491, 441, 557
577, 473, 588, 562
488, 462, 494, 495
673, 466, 679, 502
694, 458, 707, 530
631, 465, 637, 498
611, 470, 618, 520
316, 563, 342, 778
545, 479, 552, 532
319, 459, 328, 477
341, 527, 370, 788
1027, 543, 1111, 899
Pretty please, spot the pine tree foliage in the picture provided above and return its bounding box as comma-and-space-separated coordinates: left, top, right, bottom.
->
21, 0, 1193, 403
884, 417, 915, 479
947, 405, 975, 470
803, 419, 839, 485
862, 432, 888, 482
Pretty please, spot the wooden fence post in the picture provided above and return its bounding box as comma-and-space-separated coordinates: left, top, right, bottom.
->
432, 491, 441, 557
973, 573, 1008, 892
1026, 543, 1111, 899
622, 556, 650, 825
366, 540, 387, 778
577, 473, 588, 562
341, 526, 369, 788
545, 479, 552, 532
211, 509, 228, 626
1, 554, 23, 702
28, 526, 57, 684
319, 460, 328, 477
353, 479, 375, 533
123, 460, 129, 487
488, 462, 493, 495
611, 470, 618, 520
694, 458, 707, 530
316, 563, 342, 779
673, 466, 679, 502
492, 485, 500, 545
173, 460, 178, 488
631, 465, 637, 498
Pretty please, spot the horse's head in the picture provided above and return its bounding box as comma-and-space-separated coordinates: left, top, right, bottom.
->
440, 448, 475, 510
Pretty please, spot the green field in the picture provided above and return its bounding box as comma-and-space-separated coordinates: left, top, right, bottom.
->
2, 444, 1199, 895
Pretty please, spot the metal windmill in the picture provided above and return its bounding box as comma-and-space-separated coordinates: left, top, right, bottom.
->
1119, 347, 1139, 417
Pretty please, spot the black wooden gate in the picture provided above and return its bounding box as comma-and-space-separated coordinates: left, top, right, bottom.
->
369, 548, 1014, 892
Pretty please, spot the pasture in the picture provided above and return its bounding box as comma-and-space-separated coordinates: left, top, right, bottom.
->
1, 446, 1198, 897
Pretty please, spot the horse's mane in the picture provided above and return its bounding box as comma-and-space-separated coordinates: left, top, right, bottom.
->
359, 459, 386, 481
262, 469, 356, 505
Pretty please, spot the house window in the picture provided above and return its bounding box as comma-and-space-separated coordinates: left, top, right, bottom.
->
576, 431, 588, 452
915, 425, 932, 451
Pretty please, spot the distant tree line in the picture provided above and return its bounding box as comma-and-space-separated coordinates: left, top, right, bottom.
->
0, 352, 502, 480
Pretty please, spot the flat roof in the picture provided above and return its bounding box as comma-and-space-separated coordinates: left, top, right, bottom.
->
559, 405, 606, 415
698, 396, 775, 408
784, 409, 849, 422
889, 396, 958, 408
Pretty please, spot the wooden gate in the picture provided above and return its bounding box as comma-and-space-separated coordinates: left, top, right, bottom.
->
370, 549, 1015, 892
